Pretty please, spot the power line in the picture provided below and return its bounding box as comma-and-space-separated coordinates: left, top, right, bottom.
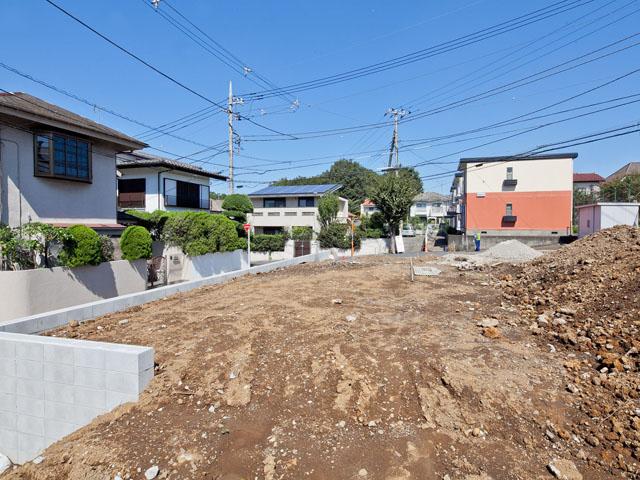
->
43, 0, 298, 140
238, 0, 593, 100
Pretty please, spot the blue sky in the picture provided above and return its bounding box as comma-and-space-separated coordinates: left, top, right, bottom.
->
1, 0, 639, 194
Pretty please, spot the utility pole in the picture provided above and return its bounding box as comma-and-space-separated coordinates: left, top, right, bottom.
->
227, 81, 244, 194
385, 108, 408, 169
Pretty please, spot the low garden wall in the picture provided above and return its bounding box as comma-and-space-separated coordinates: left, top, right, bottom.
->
325, 238, 391, 258
250, 240, 296, 263
162, 247, 248, 283
0, 260, 147, 323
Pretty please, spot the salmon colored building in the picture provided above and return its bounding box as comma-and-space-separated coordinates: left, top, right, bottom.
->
453, 153, 577, 237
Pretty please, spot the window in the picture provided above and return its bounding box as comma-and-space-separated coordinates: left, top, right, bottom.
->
505, 203, 513, 216
298, 197, 315, 207
415, 202, 427, 208
263, 227, 283, 235
587, 219, 591, 228
506, 167, 513, 180
164, 178, 210, 209
118, 178, 146, 208
263, 197, 286, 208
34, 132, 91, 181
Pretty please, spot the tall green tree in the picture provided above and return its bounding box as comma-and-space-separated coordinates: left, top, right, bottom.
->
371, 173, 420, 253
600, 175, 640, 202
317, 194, 339, 228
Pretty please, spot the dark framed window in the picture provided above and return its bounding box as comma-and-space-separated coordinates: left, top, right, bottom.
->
34, 132, 91, 182
505, 203, 513, 216
263, 197, 286, 208
263, 227, 284, 235
164, 178, 210, 209
298, 197, 315, 207
118, 178, 146, 209
506, 167, 513, 180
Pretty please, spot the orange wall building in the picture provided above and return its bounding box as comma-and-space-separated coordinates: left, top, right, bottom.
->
455, 153, 577, 236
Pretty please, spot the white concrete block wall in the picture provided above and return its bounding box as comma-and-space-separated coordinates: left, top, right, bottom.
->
0, 333, 153, 464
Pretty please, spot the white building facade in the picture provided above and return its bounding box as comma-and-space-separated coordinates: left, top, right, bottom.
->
577, 202, 639, 237
117, 152, 227, 213
248, 184, 348, 234
0, 92, 145, 233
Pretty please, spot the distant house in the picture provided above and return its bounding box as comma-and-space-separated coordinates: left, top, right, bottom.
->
410, 192, 450, 224
607, 162, 640, 182
573, 173, 605, 194
452, 153, 577, 237
248, 184, 348, 234
360, 198, 379, 217
0, 92, 146, 234
116, 151, 227, 213
577, 202, 639, 237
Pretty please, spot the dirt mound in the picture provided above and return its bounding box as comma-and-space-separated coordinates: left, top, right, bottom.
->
501, 225, 640, 472
478, 239, 543, 263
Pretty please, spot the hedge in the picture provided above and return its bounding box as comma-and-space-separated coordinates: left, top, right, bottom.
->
120, 226, 152, 260
221, 194, 253, 214
318, 223, 361, 250
59, 225, 103, 267
162, 211, 239, 256
251, 234, 286, 253
291, 226, 313, 241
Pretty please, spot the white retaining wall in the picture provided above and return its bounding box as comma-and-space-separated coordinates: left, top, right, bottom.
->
0, 260, 147, 323
0, 332, 153, 464
331, 238, 391, 258
163, 248, 248, 283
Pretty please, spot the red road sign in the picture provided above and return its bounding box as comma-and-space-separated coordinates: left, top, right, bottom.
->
243, 223, 251, 232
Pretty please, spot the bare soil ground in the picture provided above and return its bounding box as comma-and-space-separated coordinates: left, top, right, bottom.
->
4, 255, 630, 479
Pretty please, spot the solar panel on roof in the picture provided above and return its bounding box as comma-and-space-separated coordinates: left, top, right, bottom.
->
250, 184, 341, 196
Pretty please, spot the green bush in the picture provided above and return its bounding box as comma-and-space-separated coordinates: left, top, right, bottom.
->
120, 226, 152, 260
99, 235, 115, 262
291, 226, 313, 241
125, 210, 172, 240
222, 194, 254, 214
364, 228, 382, 239
162, 212, 239, 256
251, 234, 286, 253
231, 237, 248, 251
318, 194, 339, 227
59, 225, 103, 267
318, 223, 361, 250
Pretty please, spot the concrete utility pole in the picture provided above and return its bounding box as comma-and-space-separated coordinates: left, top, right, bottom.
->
385, 108, 408, 169
227, 81, 234, 194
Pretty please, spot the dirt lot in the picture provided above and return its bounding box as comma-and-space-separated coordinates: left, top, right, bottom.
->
4, 254, 633, 479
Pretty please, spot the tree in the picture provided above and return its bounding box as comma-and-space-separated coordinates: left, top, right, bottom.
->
370, 173, 420, 253
397, 167, 423, 194
318, 194, 339, 228
222, 194, 253, 214
600, 175, 640, 202
274, 159, 379, 213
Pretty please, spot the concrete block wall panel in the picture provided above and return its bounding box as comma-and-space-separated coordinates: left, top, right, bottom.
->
0, 332, 153, 464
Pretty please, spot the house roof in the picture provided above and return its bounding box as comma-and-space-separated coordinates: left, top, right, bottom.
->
361, 198, 376, 206
576, 202, 640, 209
0, 92, 146, 150
606, 162, 640, 182
413, 192, 449, 203
573, 173, 605, 183
117, 151, 228, 180
459, 152, 578, 166
249, 184, 342, 197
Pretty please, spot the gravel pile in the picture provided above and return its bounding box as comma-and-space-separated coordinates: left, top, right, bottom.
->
501, 225, 640, 474
478, 239, 543, 263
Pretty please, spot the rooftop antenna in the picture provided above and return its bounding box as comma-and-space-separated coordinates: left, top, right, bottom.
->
151, 0, 161, 9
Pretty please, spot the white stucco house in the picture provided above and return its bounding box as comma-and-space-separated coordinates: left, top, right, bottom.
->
0, 91, 146, 234
576, 202, 639, 237
410, 192, 451, 224
248, 184, 348, 234
116, 151, 227, 213
360, 199, 379, 217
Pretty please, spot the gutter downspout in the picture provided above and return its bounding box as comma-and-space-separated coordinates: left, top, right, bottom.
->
157, 168, 172, 211
0, 128, 21, 227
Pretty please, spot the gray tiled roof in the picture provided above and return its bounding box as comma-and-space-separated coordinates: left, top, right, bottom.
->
0, 92, 145, 149
607, 162, 640, 182
117, 151, 228, 180
413, 192, 450, 203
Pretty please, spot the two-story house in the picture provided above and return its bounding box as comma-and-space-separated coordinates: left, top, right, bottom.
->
455, 153, 577, 237
0, 92, 146, 234
248, 184, 348, 234
573, 173, 605, 195
116, 151, 227, 212
409, 192, 450, 224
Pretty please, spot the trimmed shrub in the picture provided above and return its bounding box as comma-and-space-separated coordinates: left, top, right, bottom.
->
59, 225, 103, 267
364, 228, 382, 239
251, 234, 286, 253
125, 210, 172, 240
318, 223, 361, 250
231, 237, 248, 251
222, 194, 253, 214
291, 226, 313, 241
162, 212, 239, 256
120, 226, 152, 260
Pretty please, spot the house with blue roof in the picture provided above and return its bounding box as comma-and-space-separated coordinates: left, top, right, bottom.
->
248, 184, 349, 235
